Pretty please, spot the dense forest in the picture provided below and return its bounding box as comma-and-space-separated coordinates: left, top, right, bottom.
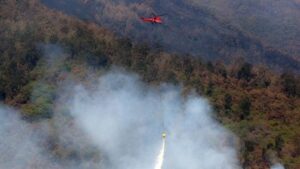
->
0, 0, 300, 168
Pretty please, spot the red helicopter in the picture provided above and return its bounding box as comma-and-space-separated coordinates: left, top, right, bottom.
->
140, 13, 166, 24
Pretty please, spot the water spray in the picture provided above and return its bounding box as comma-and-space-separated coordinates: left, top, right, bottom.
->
154, 132, 166, 169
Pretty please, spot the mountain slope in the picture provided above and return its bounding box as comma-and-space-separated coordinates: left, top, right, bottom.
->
40, 0, 300, 72
187, 0, 300, 59
1, 0, 300, 168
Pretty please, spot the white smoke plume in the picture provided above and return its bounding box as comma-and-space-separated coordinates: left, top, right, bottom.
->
69, 69, 241, 169
0, 68, 286, 169
0, 106, 101, 169
271, 163, 285, 169
0, 106, 59, 169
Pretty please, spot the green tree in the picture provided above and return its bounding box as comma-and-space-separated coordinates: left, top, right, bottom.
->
206, 61, 214, 72
183, 58, 193, 77
281, 72, 299, 97
205, 81, 214, 96
0, 89, 5, 101
239, 97, 251, 119
237, 62, 253, 81
244, 140, 256, 152
224, 93, 232, 114
275, 135, 284, 156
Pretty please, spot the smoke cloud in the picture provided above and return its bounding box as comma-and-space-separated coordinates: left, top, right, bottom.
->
0, 104, 104, 169
0, 68, 285, 169
271, 163, 285, 169
69, 69, 241, 169
0, 106, 58, 169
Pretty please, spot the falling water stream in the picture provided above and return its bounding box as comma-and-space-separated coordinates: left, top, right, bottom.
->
154, 134, 166, 169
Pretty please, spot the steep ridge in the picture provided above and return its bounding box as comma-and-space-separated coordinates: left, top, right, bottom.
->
41, 0, 300, 72
1, 0, 300, 168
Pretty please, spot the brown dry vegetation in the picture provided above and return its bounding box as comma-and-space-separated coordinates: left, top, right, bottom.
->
0, 0, 300, 168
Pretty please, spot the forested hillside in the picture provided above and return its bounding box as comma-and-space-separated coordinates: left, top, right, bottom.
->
40, 0, 300, 73
187, 0, 300, 59
0, 0, 300, 168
